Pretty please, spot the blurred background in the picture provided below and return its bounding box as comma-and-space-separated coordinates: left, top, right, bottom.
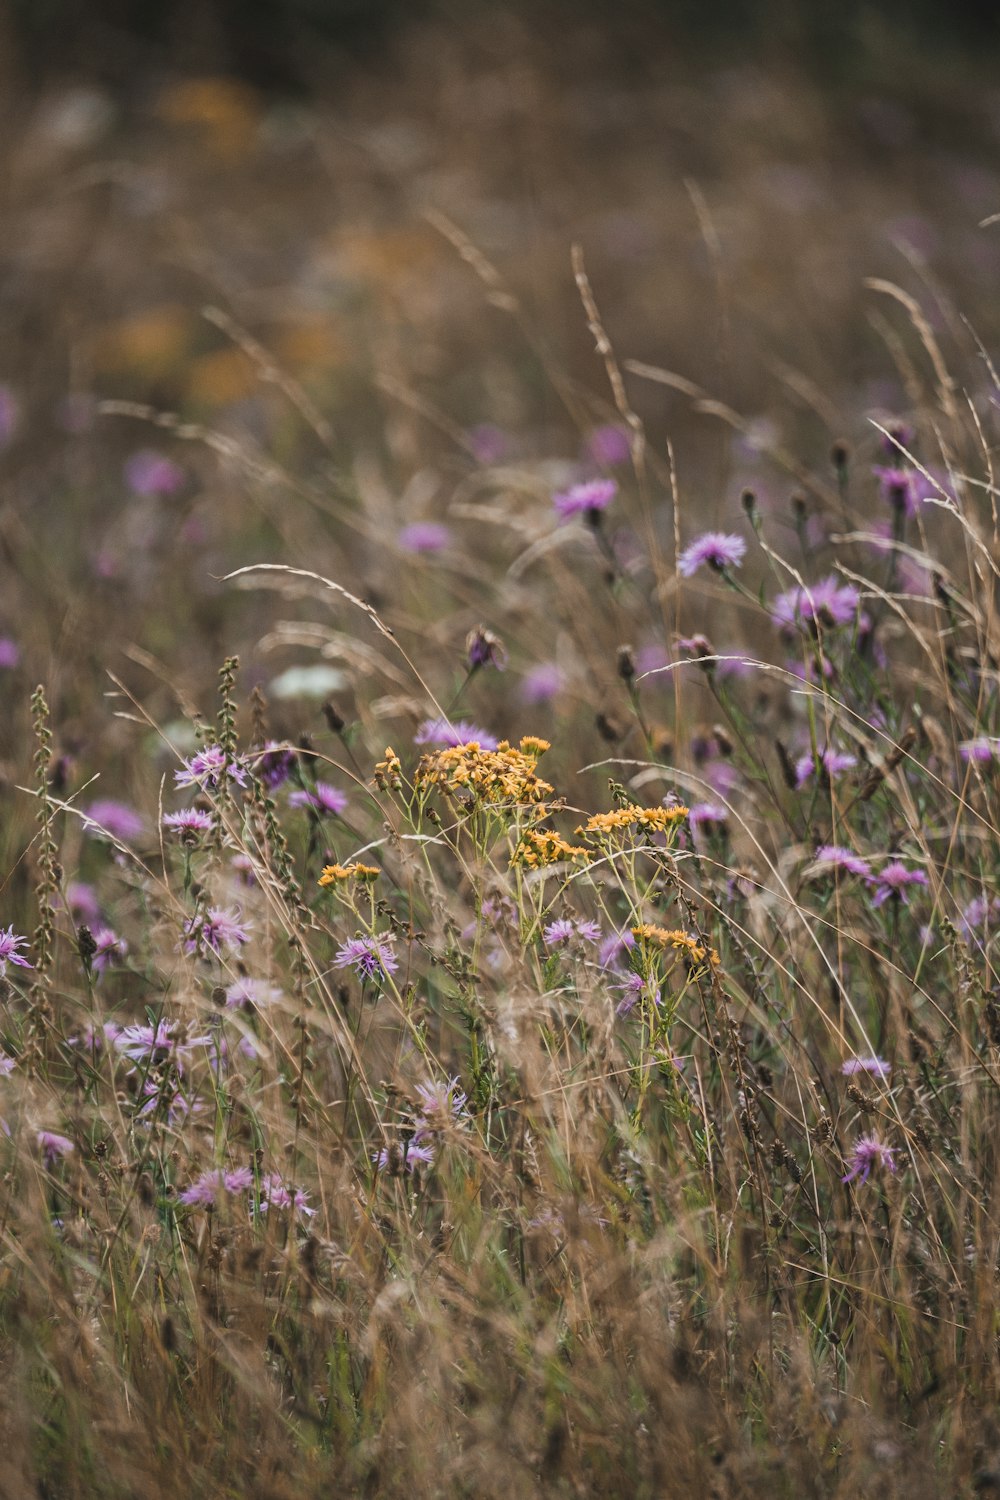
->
0, 0, 997, 816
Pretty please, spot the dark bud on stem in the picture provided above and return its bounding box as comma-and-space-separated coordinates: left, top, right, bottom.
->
76, 925, 97, 966
322, 700, 346, 735
831, 439, 850, 473
616, 645, 635, 683
465, 625, 508, 672
741, 488, 757, 519
595, 712, 625, 744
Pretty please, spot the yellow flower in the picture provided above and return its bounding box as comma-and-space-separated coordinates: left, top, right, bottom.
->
510, 827, 588, 869
631, 924, 720, 966
578, 804, 689, 836
319, 862, 380, 887
416, 740, 554, 808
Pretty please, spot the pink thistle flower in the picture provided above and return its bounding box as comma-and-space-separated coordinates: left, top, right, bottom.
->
92, 926, 127, 973
0, 926, 32, 977
413, 1076, 468, 1133
82, 799, 145, 842
174, 745, 248, 792
115, 1020, 212, 1068
250, 741, 297, 791
374, 1139, 436, 1174
873, 465, 921, 516
613, 971, 659, 1017
842, 1056, 891, 1078
677, 531, 747, 578
772, 576, 860, 633
183, 907, 251, 957
163, 807, 215, 835
224, 978, 283, 1011
584, 424, 631, 467
794, 748, 857, 788
414, 717, 499, 751
259, 1173, 315, 1217
37, 1131, 74, 1167
871, 861, 929, 908
842, 1134, 896, 1185
287, 782, 348, 816
960, 737, 999, 764
333, 935, 398, 983
178, 1166, 254, 1206
812, 846, 872, 879
124, 448, 185, 496
0, 637, 19, 669
399, 521, 452, 554
552, 478, 617, 521
519, 662, 564, 705
543, 917, 603, 947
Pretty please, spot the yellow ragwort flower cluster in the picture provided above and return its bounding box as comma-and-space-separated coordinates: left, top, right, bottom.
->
510, 826, 589, 869
373, 747, 403, 789
415, 737, 554, 808
578, 804, 690, 836
319, 862, 381, 886
631, 923, 720, 966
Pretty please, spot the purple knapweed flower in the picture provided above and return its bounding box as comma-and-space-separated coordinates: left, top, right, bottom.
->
92, 926, 127, 973
842, 1056, 891, 1078
772, 576, 861, 633
519, 662, 565, 705
183, 907, 251, 957
115, 1020, 212, 1068
584, 424, 631, 468
178, 1166, 254, 1206
842, 1134, 896, 1185
468, 424, 509, 465
83, 800, 145, 842
688, 802, 729, 834
553, 478, 617, 521
543, 917, 603, 947
0, 1052, 15, 1076
879, 421, 915, 456
251, 741, 297, 791
0, 926, 32, 978
466, 625, 508, 672
960, 737, 999, 764
812, 846, 873, 879
163, 808, 215, 835
873, 465, 920, 517
794, 749, 857, 788
37, 1131, 74, 1168
287, 782, 348, 816
871, 861, 929, 908
258, 1173, 315, 1217
399, 521, 452, 554
65, 882, 100, 922
599, 928, 637, 969
174, 745, 248, 792
613, 970, 660, 1017
134, 1082, 197, 1128
413, 1076, 468, 1133
333, 934, 399, 983
374, 1139, 436, 1174
414, 717, 500, 751
124, 449, 185, 497
0, 637, 19, 669
225, 978, 283, 1011
677, 532, 747, 578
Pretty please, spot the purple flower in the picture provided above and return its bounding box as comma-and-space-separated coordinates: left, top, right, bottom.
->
466, 625, 508, 672
812, 846, 873, 879
599, 928, 636, 969
65, 882, 100, 922
794, 749, 858, 788
543, 917, 603, 947
399, 522, 452, 554
519, 662, 565, 705
614, 971, 660, 1017
413, 1076, 468, 1133
134, 1082, 197, 1128
879, 421, 915, 456
0, 1052, 16, 1076
677, 532, 747, 578
0, 637, 19, 669
37, 1131, 74, 1168
174, 746, 248, 792
414, 717, 499, 751
287, 782, 348, 816
333, 934, 399, 983
163, 807, 215, 835
225, 978, 283, 1011
584, 424, 631, 467
251, 741, 296, 791
960, 737, 999, 764
552, 478, 617, 521
115, 1020, 212, 1068
179, 1166, 254, 1206
258, 1173, 315, 1217
842, 1056, 891, 1078
124, 449, 185, 497
183, 907, 251, 957
83, 799, 145, 842
842, 1134, 896, 1185
772, 576, 861, 633
374, 1139, 436, 1174
873, 465, 920, 517
688, 801, 729, 834
0, 926, 32, 977
871, 861, 929, 908
468, 424, 509, 465
92, 926, 127, 973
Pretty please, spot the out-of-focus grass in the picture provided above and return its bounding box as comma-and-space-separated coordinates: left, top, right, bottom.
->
0, 14, 999, 1497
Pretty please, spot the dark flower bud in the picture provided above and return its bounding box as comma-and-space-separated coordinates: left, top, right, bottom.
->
323, 700, 346, 734
741, 488, 757, 519
831, 439, 850, 472
616, 645, 636, 682
465, 625, 508, 672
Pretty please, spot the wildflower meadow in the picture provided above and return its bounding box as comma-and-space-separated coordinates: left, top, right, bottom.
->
2, 8, 1000, 1497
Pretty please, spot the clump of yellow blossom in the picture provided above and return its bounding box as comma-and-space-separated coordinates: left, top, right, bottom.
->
578, 804, 689, 836
415, 737, 554, 808
373, 747, 403, 790
319, 862, 381, 886
510, 826, 588, 869
631, 924, 720, 966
